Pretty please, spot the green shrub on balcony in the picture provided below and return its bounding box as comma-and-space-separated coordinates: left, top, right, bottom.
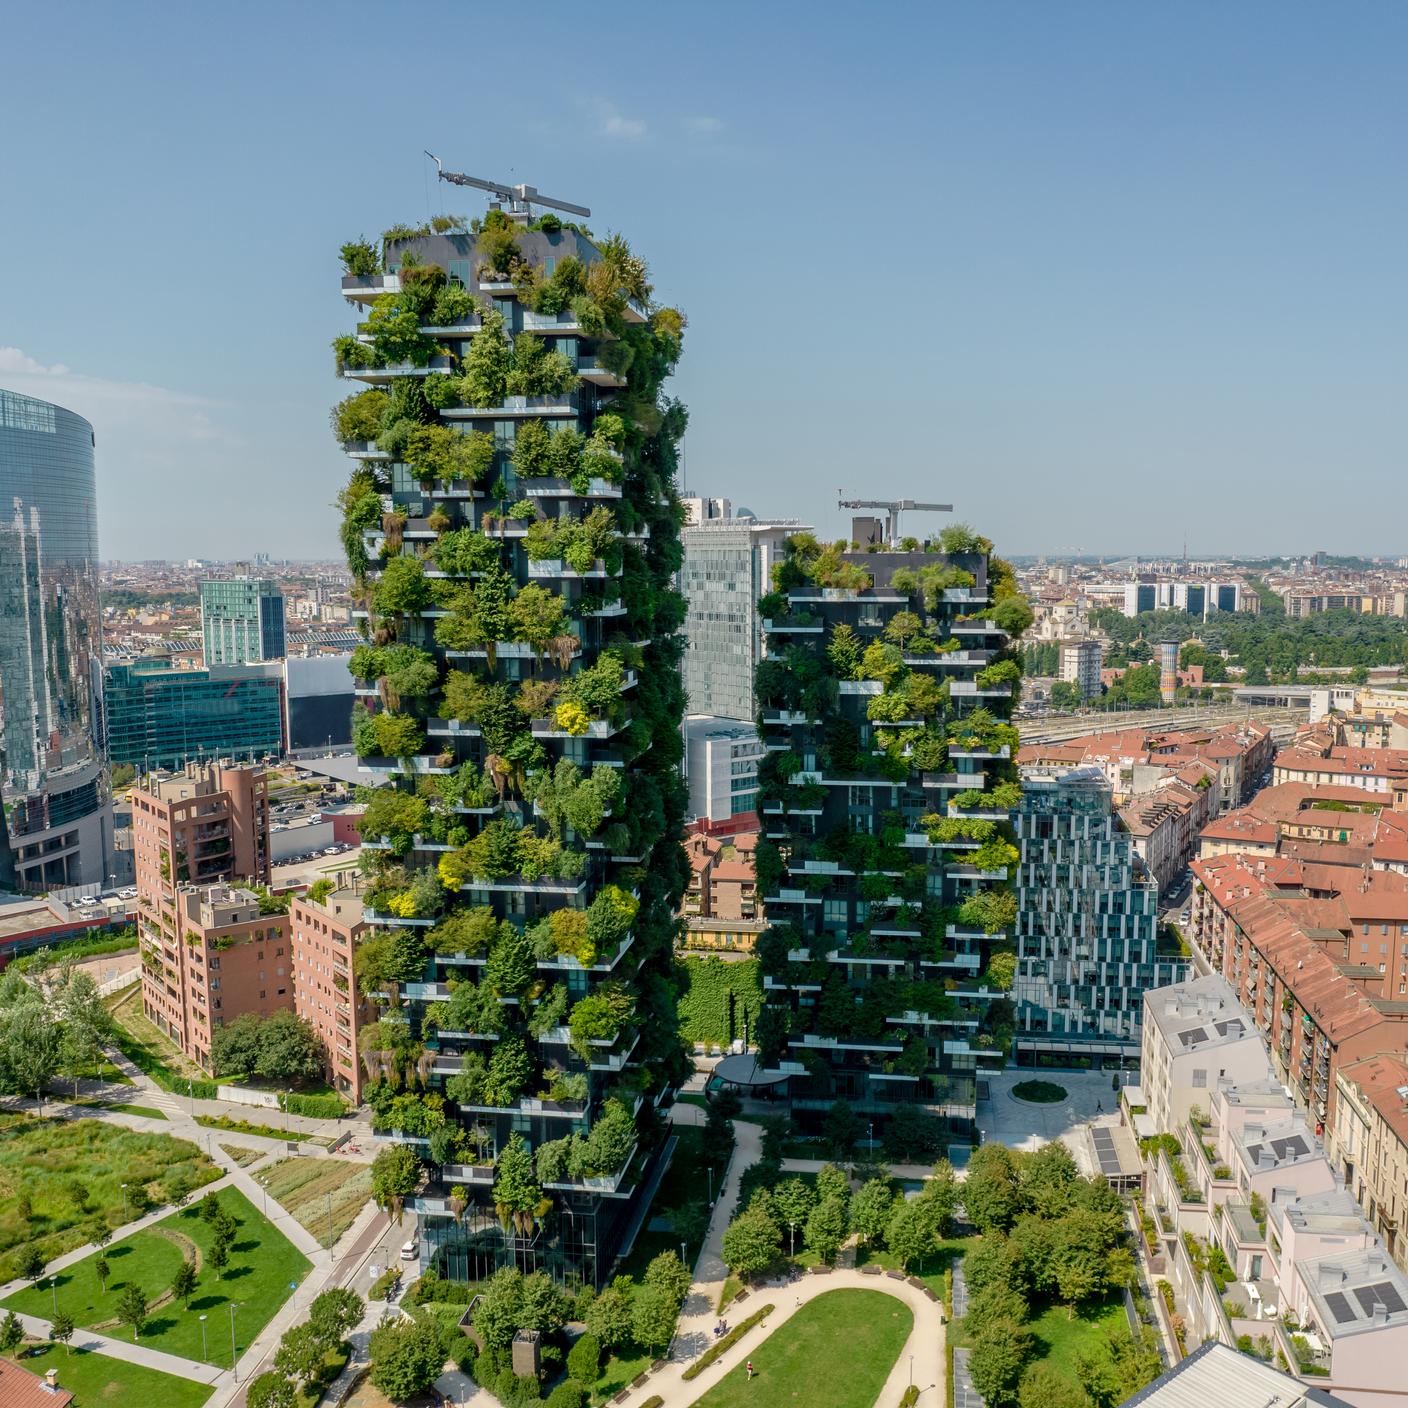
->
352, 704, 425, 760
365, 293, 440, 367
506, 333, 578, 397
403, 424, 495, 487
432, 528, 502, 577
459, 307, 511, 405
331, 388, 390, 444
357, 788, 430, 855
431, 284, 477, 325
341, 239, 381, 278
567, 985, 634, 1060
333, 334, 382, 373
350, 643, 438, 702
373, 555, 433, 617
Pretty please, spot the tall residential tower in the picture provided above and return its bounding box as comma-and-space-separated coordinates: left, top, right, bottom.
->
333, 197, 688, 1286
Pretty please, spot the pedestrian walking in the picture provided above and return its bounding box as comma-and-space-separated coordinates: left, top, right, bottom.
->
746, 1360, 754, 1381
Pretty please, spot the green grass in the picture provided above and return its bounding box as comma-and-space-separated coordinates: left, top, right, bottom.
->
3, 1187, 312, 1364
0, 1117, 219, 1281
195, 1115, 310, 1143
218, 1144, 264, 1168
688, 1290, 912, 1408
1026, 1295, 1128, 1377
1011, 1080, 1068, 1104
108, 1103, 166, 1120
104, 986, 208, 1084
674, 1093, 709, 1109
5, 1343, 214, 1408
591, 1345, 652, 1404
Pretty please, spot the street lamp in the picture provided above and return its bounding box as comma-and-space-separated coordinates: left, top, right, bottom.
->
707, 1166, 713, 1205
228, 1301, 240, 1380
680, 1240, 688, 1269
49, 1277, 57, 1317
910, 1354, 914, 1387
199, 1313, 208, 1362
788, 1221, 796, 1259
284, 1090, 292, 1132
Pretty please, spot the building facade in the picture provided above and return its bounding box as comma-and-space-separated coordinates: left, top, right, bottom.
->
0, 388, 110, 889
754, 538, 1026, 1139
680, 513, 807, 722
283, 652, 355, 753
1330, 1053, 1408, 1271
1058, 637, 1102, 700
684, 715, 764, 826
336, 206, 689, 1288
290, 882, 371, 1100
104, 658, 284, 771
1012, 766, 1183, 1065
200, 576, 287, 664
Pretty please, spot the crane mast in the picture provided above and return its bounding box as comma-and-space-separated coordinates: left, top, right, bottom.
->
423, 154, 591, 219
837, 495, 954, 548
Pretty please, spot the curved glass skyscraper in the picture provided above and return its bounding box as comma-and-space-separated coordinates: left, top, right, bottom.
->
0, 388, 109, 888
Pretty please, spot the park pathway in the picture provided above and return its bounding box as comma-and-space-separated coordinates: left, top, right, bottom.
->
634, 1111, 946, 1408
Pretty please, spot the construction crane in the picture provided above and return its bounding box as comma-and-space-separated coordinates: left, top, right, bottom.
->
424, 153, 591, 219
837, 494, 953, 548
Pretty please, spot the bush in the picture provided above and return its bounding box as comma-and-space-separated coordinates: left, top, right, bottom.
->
283, 1092, 346, 1120
547, 1381, 588, 1408
566, 1331, 601, 1383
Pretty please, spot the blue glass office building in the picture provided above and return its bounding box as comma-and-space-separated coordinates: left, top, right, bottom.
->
0, 389, 110, 888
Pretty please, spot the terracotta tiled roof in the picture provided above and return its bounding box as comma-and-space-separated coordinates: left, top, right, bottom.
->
0, 1361, 74, 1408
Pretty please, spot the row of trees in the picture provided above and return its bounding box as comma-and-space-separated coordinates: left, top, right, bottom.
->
246, 1288, 363, 1408
958, 1143, 1161, 1408
208, 1010, 325, 1083
0, 964, 112, 1102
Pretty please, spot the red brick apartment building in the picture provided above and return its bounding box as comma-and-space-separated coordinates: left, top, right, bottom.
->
131, 762, 286, 1070
290, 883, 371, 1100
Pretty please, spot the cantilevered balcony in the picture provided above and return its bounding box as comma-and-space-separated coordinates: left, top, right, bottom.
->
342, 272, 401, 302
342, 355, 457, 384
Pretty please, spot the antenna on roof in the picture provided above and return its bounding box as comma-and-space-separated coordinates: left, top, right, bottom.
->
429, 160, 591, 219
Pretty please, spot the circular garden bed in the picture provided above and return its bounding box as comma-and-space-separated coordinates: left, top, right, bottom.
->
1011, 1079, 1068, 1104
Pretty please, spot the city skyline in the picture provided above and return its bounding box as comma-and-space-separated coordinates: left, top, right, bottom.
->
3, 1, 1406, 559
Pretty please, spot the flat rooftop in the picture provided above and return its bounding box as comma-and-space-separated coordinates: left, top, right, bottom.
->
1306, 1248, 1408, 1340
1146, 973, 1253, 1054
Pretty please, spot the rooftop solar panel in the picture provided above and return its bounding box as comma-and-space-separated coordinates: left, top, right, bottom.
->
1353, 1282, 1407, 1317
1324, 1290, 1355, 1324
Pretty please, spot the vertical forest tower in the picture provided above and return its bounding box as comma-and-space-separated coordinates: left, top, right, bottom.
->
753, 534, 1032, 1148
332, 197, 689, 1287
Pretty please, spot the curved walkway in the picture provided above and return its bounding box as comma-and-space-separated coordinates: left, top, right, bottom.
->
614, 1115, 946, 1408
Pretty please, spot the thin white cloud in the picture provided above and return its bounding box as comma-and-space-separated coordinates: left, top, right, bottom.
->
687, 115, 724, 135
0, 346, 221, 443
596, 102, 647, 141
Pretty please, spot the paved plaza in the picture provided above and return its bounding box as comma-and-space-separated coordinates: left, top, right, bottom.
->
978, 1068, 1134, 1172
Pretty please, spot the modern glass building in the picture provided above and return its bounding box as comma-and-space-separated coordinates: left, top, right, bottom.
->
283, 652, 354, 753
0, 388, 110, 889
680, 514, 806, 721
200, 576, 287, 664
103, 658, 284, 770
1012, 765, 1187, 1067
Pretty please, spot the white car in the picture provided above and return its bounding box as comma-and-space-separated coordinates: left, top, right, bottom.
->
324, 846, 339, 856
400, 1239, 417, 1261
119, 888, 137, 900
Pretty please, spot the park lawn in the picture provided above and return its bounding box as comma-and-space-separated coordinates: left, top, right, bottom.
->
104, 986, 208, 1084
1026, 1294, 1129, 1378
109, 1103, 166, 1120
856, 1232, 974, 1305
0, 1117, 218, 1281
590, 1345, 652, 1405
6, 1342, 214, 1408
3, 1186, 311, 1363
689, 1290, 912, 1408
258, 1157, 372, 1248
196, 1114, 310, 1143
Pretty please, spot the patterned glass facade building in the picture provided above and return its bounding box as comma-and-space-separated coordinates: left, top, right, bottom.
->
0, 388, 109, 888
104, 658, 284, 770
1012, 765, 1187, 1065
200, 576, 287, 664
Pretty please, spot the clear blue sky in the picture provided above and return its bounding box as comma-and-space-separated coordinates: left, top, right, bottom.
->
3, 1, 1405, 560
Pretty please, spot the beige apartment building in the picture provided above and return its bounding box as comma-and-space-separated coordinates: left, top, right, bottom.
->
1331, 1052, 1408, 1272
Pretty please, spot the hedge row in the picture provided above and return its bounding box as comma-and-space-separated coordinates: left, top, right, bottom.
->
681, 1303, 774, 1380
676, 957, 762, 1047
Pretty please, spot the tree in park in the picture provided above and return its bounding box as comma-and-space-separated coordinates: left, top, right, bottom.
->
566, 1329, 602, 1383
207, 1239, 230, 1281
1018, 1360, 1092, 1408
0, 1311, 23, 1353
644, 1250, 692, 1309
919, 1160, 959, 1234
247, 1371, 296, 1408
631, 1284, 679, 1354
1051, 1213, 1114, 1316
964, 1281, 1030, 1335
823, 1098, 862, 1156
584, 1286, 632, 1349
701, 1103, 734, 1167
669, 1200, 710, 1256
369, 1310, 447, 1401
0, 993, 62, 1102
50, 1310, 75, 1355
964, 1233, 1029, 1300
472, 1267, 528, 1356
94, 1256, 110, 1293
967, 1317, 1035, 1407
850, 1178, 896, 1246
963, 1141, 1022, 1235
803, 1195, 849, 1264
117, 1283, 148, 1340
814, 1162, 850, 1209
171, 1259, 198, 1308
772, 1176, 816, 1241
721, 1204, 782, 1278
308, 1286, 362, 1344
56, 970, 112, 1096
1074, 1327, 1163, 1408
275, 1321, 329, 1386
18, 1247, 45, 1283
253, 1010, 324, 1082
371, 1143, 422, 1220
517, 1272, 569, 1335
885, 1198, 937, 1272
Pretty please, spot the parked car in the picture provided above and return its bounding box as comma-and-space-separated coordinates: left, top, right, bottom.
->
400, 1239, 417, 1261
